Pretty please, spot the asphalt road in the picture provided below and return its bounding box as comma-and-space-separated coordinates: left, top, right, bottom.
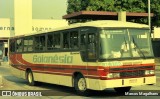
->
0, 63, 160, 99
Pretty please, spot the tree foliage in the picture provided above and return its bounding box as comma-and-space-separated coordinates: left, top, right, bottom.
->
150, 0, 160, 26
67, 0, 160, 26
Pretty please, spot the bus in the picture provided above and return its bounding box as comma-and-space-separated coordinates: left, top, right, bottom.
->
9, 20, 156, 95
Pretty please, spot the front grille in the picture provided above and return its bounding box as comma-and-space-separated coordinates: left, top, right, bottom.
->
120, 70, 145, 77
109, 66, 154, 78
110, 66, 153, 72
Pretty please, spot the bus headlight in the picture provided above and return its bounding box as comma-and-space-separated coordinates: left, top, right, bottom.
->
107, 73, 120, 78
145, 70, 155, 75
150, 70, 155, 74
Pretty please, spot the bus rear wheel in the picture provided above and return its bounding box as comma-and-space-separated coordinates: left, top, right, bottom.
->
74, 74, 90, 96
27, 71, 35, 86
114, 86, 131, 93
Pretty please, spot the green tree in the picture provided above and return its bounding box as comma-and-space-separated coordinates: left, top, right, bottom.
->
150, 0, 160, 26
114, 0, 146, 12
86, 0, 115, 11
67, 0, 82, 14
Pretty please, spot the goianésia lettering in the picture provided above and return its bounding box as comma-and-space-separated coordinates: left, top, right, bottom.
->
33, 54, 73, 64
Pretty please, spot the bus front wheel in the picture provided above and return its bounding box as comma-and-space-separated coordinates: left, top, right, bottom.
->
74, 74, 90, 96
27, 71, 35, 86
114, 86, 131, 93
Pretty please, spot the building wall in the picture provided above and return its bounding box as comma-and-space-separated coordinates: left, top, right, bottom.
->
153, 27, 160, 38
0, 18, 12, 38
0, 18, 68, 38
32, 19, 68, 33
14, 0, 32, 36
0, 18, 68, 61
0, 0, 68, 62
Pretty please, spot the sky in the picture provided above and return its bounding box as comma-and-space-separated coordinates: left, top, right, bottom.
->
0, 0, 67, 19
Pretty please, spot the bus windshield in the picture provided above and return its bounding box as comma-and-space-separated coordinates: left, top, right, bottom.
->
100, 28, 154, 59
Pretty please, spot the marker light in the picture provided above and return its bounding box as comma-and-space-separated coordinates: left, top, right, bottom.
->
145, 70, 155, 75
107, 73, 120, 78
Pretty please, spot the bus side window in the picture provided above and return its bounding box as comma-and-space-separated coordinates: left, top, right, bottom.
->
80, 34, 86, 50
70, 31, 79, 49
10, 39, 16, 52
24, 37, 33, 52
35, 36, 40, 50
39, 36, 45, 50
88, 33, 96, 59
35, 35, 45, 51
53, 34, 61, 49
80, 34, 87, 61
47, 34, 54, 50
24, 38, 27, 52
28, 37, 33, 51
63, 32, 70, 49
16, 39, 23, 52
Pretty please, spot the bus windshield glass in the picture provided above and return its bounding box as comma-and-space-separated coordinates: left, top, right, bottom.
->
100, 29, 153, 59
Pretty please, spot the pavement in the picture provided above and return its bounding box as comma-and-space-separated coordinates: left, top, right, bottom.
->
0, 62, 9, 88
155, 58, 160, 70
0, 75, 2, 87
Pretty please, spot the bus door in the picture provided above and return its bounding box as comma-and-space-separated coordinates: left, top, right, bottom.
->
86, 33, 97, 61
80, 28, 98, 75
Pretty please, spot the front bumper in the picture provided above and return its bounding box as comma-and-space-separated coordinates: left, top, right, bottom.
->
87, 76, 156, 90
100, 76, 156, 90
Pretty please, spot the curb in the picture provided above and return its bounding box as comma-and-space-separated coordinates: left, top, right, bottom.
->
156, 77, 160, 86
156, 64, 160, 71
0, 62, 9, 66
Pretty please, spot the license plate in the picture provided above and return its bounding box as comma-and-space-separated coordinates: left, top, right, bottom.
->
129, 79, 137, 83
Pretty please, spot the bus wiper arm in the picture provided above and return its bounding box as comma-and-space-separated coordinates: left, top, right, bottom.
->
120, 37, 128, 57
124, 37, 127, 49
121, 37, 127, 50
132, 36, 146, 58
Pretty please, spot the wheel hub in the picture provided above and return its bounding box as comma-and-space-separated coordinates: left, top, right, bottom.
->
78, 78, 86, 91
28, 73, 32, 83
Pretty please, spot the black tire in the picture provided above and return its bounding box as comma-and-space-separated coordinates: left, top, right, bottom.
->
74, 74, 90, 96
148, 84, 154, 85
27, 71, 35, 86
114, 86, 131, 94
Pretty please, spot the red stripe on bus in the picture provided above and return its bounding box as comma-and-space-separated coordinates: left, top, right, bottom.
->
10, 54, 155, 80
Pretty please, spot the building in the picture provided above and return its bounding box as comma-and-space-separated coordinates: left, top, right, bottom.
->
0, 0, 68, 62
0, 18, 68, 61
0, 18, 12, 61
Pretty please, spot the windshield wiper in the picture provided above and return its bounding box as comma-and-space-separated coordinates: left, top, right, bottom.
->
132, 36, 146, 59
124, 37, 128, 50
120, 37, 128, 56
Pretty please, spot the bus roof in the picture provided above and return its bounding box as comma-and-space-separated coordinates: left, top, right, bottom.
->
70, 20, 149, 28
52, 20, 149, 31
13, 20, 149, 38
